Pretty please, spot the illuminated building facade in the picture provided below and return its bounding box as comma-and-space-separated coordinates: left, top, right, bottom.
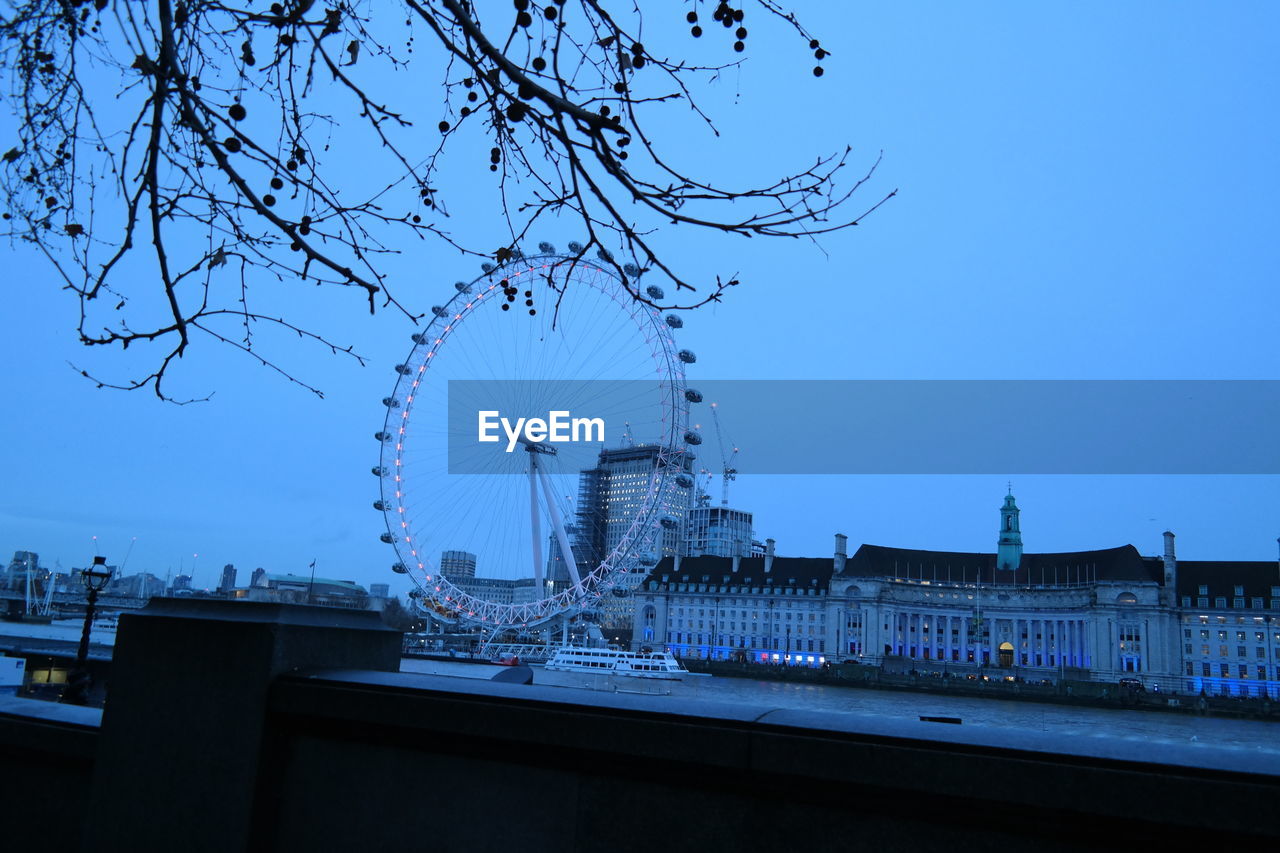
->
1176, 553, 1280, 696
635, 494, 1280, 692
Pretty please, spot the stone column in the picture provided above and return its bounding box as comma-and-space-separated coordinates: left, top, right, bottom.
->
83, 598, 402, 852
942, 615, 951, 662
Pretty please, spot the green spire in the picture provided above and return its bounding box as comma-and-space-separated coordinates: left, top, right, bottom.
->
997, 489, 1022, 572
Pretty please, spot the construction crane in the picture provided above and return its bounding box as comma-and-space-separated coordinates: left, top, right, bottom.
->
119, 537, 138, 573
708, 402, 739, 507
695, 467, 714, 507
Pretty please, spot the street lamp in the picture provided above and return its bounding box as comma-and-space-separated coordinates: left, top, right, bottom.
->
63, 555, 113, 705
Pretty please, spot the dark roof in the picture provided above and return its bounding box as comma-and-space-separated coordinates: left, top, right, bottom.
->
644, 555, 832, 590
842, 544, 1163, 586
1175, 561, 1280, 599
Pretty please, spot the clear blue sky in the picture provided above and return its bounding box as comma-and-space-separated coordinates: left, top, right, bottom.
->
2, 1, 1277, 592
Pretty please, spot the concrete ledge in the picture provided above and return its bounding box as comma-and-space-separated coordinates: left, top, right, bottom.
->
0, 694, 100, 758
263, 670, 1280, 846
0, 696, 100, 853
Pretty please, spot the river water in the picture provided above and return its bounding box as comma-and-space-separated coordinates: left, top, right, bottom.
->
400, 657, 1280, 762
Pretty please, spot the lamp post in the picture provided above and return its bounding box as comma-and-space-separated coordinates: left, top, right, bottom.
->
63, 555, 113, 705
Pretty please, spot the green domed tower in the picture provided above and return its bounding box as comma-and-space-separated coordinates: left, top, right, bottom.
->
996, 488, 1023, 572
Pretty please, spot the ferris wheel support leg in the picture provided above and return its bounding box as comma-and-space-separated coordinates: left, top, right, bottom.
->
528, 462, 545, 597
537, 464, 583, 593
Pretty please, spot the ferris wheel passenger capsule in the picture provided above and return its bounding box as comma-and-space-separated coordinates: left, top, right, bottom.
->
371, 466, 388, 476
678, 349, 696, 364
665, 314, 683, 329
684, 388, 703, 403
596, 248, 613, 262
379, 533, 395, 544
659, 515, 680, 530
432, 306, 449, 317
684, 430, 703, 446
567, 241, 584, 253
410, 333, 425, 344
645, 285, 664, 300
623, 263, 641, 277
538, 241, 556, 254
373, 500, 388, 511
395, 364, 412, 375
392, 562, 409, 574
382, 397, 400, 408
481, 262, 495, 273
638, 552, 659, 566
374, 431, 391, 442
675, 474, 694, 488
455, 281, 472, 293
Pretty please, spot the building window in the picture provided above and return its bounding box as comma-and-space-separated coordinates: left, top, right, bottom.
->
1259, 666, 1268, 681
1220, 663, 1230, 677
1234, 598, 1245, 609
1202, 645, 1210, 656
1199, 585, 1209, 595
1254, 598, 1265, 609
1219, 645, 1229, 657
1198, 597, 1209, 608
1258, 648, 1266, 660
1181, 596, 1191, 607
1237, 646, 1246, 657
1215, 597, 1227, 609
1202, 662, 1211, 677
1234, 585, 1244, 596
1239, 664, 1249, 678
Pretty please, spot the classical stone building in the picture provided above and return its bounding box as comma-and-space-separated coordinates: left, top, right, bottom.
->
634, 493, 1280, 695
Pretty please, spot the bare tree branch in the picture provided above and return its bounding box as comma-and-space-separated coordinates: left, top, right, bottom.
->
0, 0, 893, 400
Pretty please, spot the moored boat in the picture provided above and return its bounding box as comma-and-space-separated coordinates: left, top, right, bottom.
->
544, 647, 688, 680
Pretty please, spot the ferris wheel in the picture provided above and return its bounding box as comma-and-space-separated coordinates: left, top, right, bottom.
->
374, 244, 699, 631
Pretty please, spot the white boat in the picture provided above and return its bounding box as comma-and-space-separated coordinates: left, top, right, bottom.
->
544, 647, 688, 680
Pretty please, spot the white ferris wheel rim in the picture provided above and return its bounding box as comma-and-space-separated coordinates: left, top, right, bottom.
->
377, 250, 690, 630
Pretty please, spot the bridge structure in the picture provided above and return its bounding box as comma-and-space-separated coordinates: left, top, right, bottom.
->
0, 587, 152, 617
